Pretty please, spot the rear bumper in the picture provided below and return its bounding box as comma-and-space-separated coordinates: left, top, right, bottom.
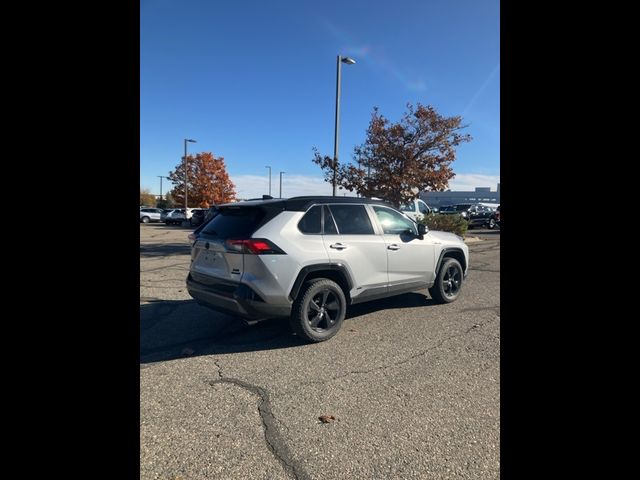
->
186, 273, 291, 320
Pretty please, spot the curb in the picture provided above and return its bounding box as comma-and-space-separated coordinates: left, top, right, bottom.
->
464, 236, 483, 243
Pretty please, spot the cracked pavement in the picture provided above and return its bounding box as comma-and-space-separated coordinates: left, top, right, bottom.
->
140, 224, 500, 479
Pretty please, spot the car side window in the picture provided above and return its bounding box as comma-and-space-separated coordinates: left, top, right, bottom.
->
417, 200, 430, 214
372, 206, 418, 235
327, 204, 374, 235
323, 206, 338, 234
297, 205, 322, 234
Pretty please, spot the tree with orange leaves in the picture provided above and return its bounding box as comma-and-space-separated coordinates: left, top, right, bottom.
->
168, 152, 236, 207
312, 103, 472, 207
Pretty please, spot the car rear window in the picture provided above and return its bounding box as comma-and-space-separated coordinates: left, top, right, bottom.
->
200, 207, 267, 239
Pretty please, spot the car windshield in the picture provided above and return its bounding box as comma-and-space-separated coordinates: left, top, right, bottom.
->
399, 203, 415, 212
453, 204, 472, 211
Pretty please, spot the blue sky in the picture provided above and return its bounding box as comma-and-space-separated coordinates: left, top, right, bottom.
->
140, 0, 499, 199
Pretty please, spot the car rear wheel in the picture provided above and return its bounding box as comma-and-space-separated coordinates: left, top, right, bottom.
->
141, 216, 150, 223
488, 218, 496, 229
429, 257, 464, 303
290, 278, 346, 342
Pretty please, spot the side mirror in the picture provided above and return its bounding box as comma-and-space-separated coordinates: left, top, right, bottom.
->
417, 223, 427, 237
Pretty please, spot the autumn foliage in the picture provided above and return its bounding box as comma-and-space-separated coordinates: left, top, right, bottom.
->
312, 103, 472, 207
140, 188, 156, 206
168, 152, 236, 208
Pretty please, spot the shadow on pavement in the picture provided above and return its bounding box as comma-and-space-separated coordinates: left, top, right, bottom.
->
140, 292, 435, 364
140, 243, 191, 257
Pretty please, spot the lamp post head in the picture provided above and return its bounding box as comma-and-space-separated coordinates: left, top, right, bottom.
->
186, 138, 197, 143
341, 57, 356, 65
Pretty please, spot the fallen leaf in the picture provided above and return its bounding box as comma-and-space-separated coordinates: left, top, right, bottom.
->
472, 324, 480, 328
348, 328, 357, 332
318, 415, 336, 423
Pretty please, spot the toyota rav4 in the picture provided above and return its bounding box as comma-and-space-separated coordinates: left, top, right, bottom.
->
187, 196, 469, 342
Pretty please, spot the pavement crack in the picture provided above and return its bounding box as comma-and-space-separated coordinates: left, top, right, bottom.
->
209, 378, 309, 480
290, 318, 498, 391
460, 305, 500, 314
213, 360, 224, 378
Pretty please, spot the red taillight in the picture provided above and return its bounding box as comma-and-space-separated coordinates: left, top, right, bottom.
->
224, 238, 285, 255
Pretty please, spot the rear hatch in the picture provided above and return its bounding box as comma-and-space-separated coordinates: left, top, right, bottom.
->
190, 206, 270, 283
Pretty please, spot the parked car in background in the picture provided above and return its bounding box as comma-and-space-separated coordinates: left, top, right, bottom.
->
439, 203, 498, 229
399, 198, 433, 221
140, 208, 163, 223
495, 205, 500, 227
165, 208, 197, 225
190, 209, 207, 227
187, 196, 469, 343
160, 209, 173, 222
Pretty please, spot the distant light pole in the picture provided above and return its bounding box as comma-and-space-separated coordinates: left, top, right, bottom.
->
184, 138, 197, 209
279, 171, 285, 198
157, 175, 170, 201
265, 166, 272, 196
332, 55, 356, 196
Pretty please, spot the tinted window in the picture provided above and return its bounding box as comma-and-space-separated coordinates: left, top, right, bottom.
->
298, 205, 322, 234
373, 206, 417, 235
417, 200, 430, 214
399, 202, 416, 212
328, 205, 374, 235
200, 207, 266, 239
323, 206, 338, 234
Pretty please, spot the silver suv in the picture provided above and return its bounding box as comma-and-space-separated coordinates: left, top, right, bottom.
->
140, 208, 163, 223
187, 196, 469, 342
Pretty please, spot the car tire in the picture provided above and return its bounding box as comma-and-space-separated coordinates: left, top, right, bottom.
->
290, 278, 346, 343
141, 216, 150, 223
429, 257, 464, 304
488, 218, 496, 229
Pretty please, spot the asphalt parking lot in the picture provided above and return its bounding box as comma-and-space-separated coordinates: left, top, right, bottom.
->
140, 223, 500, 479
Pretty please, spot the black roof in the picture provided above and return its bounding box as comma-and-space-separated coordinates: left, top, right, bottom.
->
219, 196, 395, 212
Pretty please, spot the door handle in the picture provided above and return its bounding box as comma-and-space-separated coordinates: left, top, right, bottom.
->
329, 243, 348, 250
388, 244, 400, 250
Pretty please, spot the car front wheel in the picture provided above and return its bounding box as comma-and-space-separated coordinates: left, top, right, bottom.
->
290, 278, 346, 342
429, 257, 464, 303
141, 216, 150, 223
488, 218, 496, 229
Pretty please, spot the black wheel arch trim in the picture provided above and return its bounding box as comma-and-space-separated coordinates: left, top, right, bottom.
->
435, 248, 467, 274
289, 263, 354, 302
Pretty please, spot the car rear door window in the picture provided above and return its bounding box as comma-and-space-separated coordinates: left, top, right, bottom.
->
323, 206, 338, 234
327, 204, 374, 235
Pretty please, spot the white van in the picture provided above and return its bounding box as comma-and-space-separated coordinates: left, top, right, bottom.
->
399, 199, 433, 222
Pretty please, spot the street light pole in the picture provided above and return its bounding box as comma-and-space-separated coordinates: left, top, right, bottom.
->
332, 55, 356, 196
279, 171, 285, 198
265, 166, 272, 196
157, 175, 169, 201
184, 138, 196, 210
